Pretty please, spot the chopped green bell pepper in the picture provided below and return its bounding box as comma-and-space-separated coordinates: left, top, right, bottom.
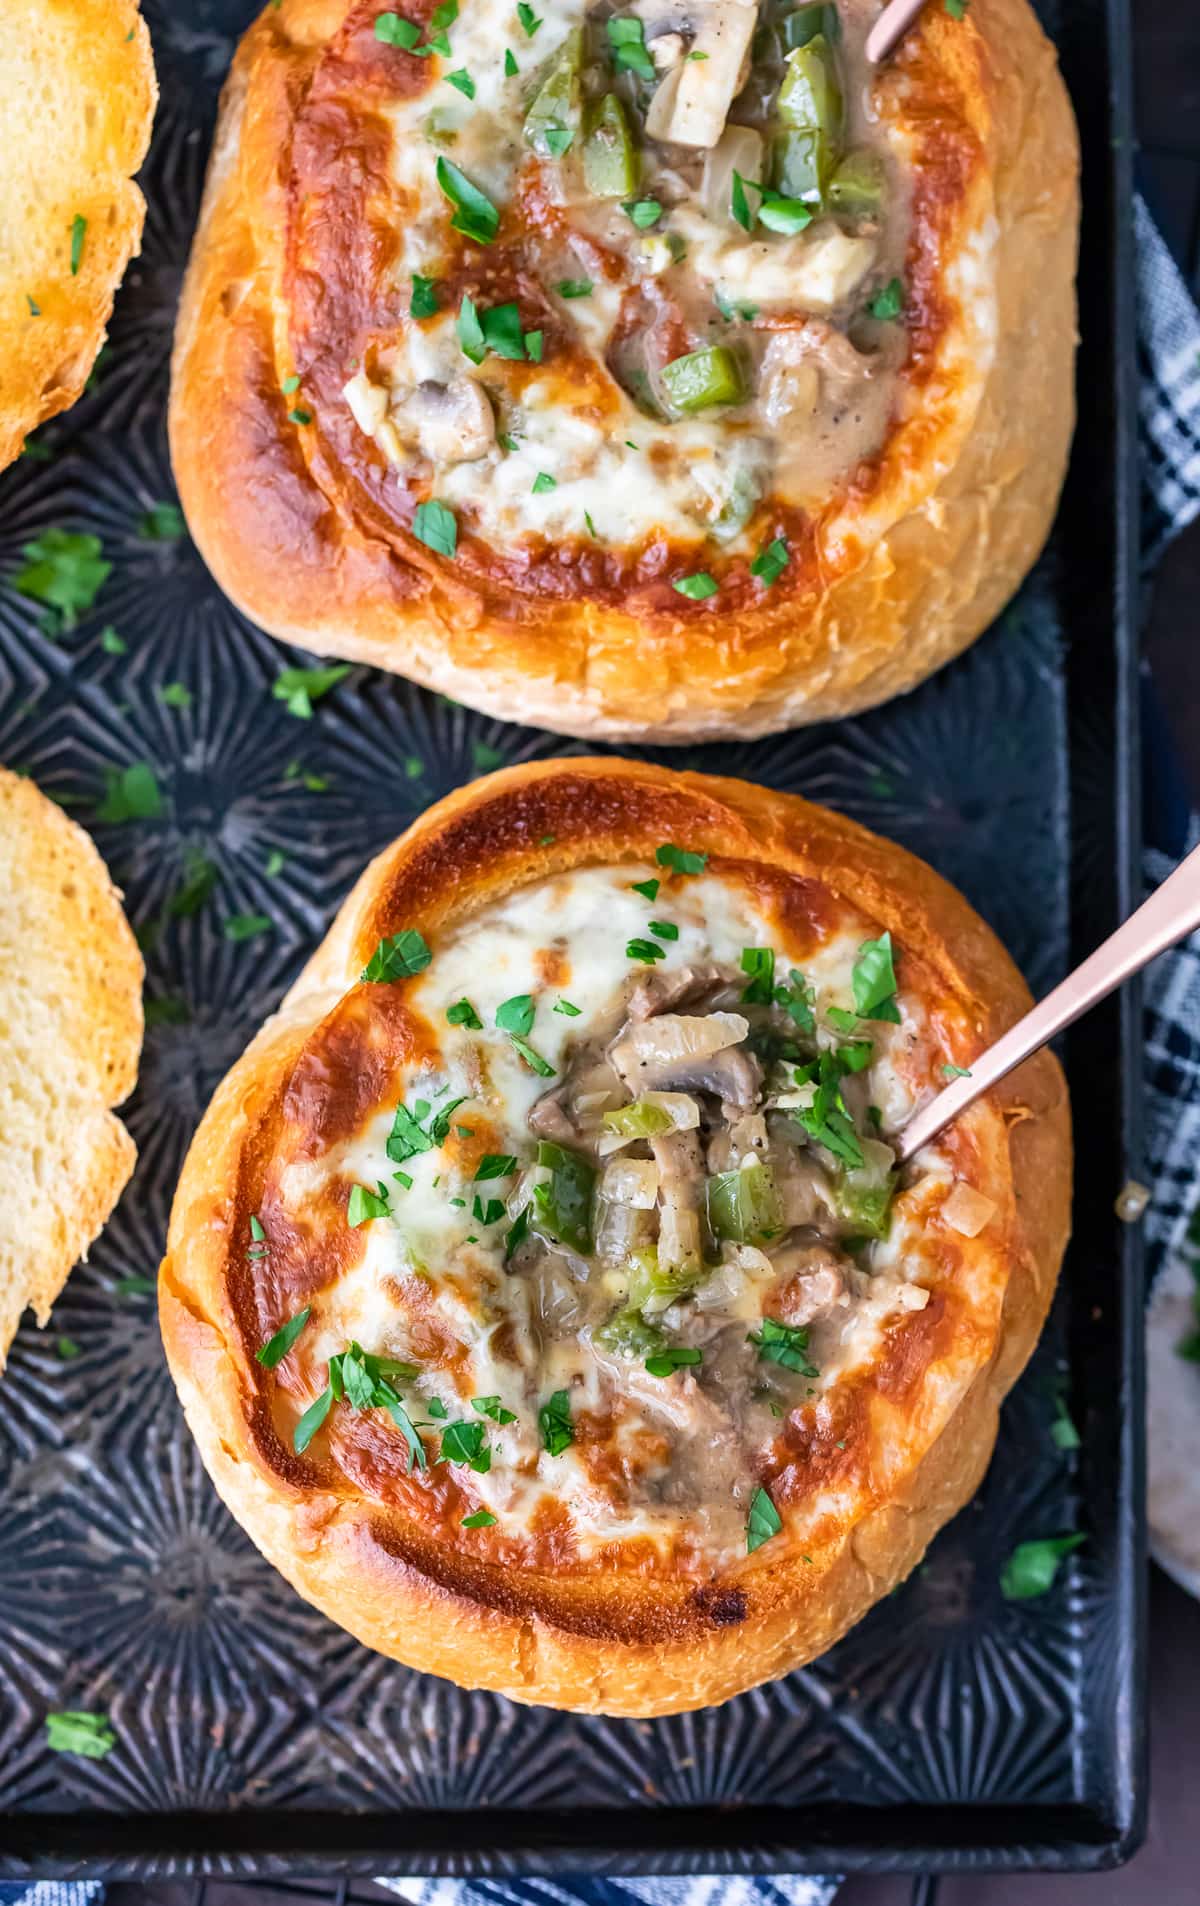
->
706, 1159, 783, 1246
624, 1245, 705, 1313
660, 344, 745, 413
832, 1171, 896, 1240
523, 27, 582, 160
595, 1308, 666, 1356
583, 93, 639, 197
827, 148, 886, 221
780, 3, 840, 51
603, 1098, 677, 1140
532, 1138, 595, 1254
774, 36, 841, 202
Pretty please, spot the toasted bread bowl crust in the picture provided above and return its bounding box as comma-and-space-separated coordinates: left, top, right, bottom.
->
169, 0, 1078, 742
160, 759, 1071, 1713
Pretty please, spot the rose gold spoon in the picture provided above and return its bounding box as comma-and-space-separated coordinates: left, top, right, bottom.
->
895, 840, 1200, 1165
865, 0, 933, 64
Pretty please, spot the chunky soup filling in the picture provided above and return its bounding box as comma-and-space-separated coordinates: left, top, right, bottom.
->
340, 0, 910, 554
262, 860, 992, 1568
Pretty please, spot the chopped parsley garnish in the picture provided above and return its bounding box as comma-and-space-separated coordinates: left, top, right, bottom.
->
293, 1385, 334, 1452
445, 67, 475, 96
436, 156, 500, 243
472, 739, 504, 771
473, 1194, 505, 1225
410, 272, 440, 317
626, 936, 666, 964
504, 46, 518, 74
348, 1181, 391, 1226
288, 408, 313, 427
623, 198, 662, 229
511, 1035, 555, 1076
388, 1093, 468, 1163
412, 497, 458, 556
282, 375, 300, 395
139, 502, 186, 541
230, 903, 274, 938
749, 1317, 819, 1378
427, 1397, 448, 1419
46, 1711, 114, 1759
867, 277, 904, 321
746, 1485, 782, 1553
496, 994, 535, 1037
656, 843, 707, 876
462, 1509, 497, 1528
70, 214, 87, 276
672, 571, 718, 600
538, 1388, 573, 1456
375, 12, 422, 46
440, 1419, 490, 1471
474, 1394, 517, 1423
475, 1153, 517, 1180
249, 1214, 267, 1248
157, 681, 192, 710
14, 528, 110, 630
606, 13, 655, 78
836, 1039, 874, 1074
650, 920, 678, 941
532, 472, 557, 494
999, 1533, 1085, 1600
100, 626, 126, 654
1051, 1393, 1081, 1452
791, 1050, 865, 1168
273, 663, 350, 719
96, 761, 162, 824
446, 998, 483, 1029
505, 1204, 531, 1258
750, 536, 790, 588
393, 1168, 413, 1190
256, 1307, 311, 1368
553, 997, 581, 1016
525, 328, 544, 361
944, 0, 968, 17
645, 1344, 702, 1377
516, 0, 542, 28
757, 195, 813, 235
584, 510, 598, 538
26, 295, 40, 316
740, 946, 775, 1004
457, 295, 486, 362
826, 1005, 858, 1033
851, 932, 901, 1022
730, 169, 757, 233
361, 928, 432, 982
56, 1335, 80, 1360
941, 1062, 972, 1079
557, 278, 593, 298
631, 877, 660, 901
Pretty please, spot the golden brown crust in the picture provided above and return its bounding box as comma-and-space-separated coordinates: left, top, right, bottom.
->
169, 0, 1078, 740
0, 768, 144, 1365
0, 0, 157, 471
160, 759, 1071, 1712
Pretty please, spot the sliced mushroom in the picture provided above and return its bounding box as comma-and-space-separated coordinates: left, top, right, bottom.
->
627, 961, 739, 1020
400, 378, 496, 464
651, 1127, 705, 1273
612, 1013, 763, 1114
644, 1, 757, 150
770, 1243, 848, 1326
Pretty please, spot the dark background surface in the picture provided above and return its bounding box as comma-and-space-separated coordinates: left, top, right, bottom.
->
92, 4, 1200, 1903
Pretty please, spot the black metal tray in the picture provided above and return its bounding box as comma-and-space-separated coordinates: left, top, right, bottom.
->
0, 0, 1143, 1878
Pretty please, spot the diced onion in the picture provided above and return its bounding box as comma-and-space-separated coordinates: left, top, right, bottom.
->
601, 1158, 661, 1209
342, 370, 389, 437
942, 1182, 997, 1238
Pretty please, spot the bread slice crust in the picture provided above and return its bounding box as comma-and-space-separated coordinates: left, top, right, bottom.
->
0, 0, 157, 470
0, 768, 144, 1365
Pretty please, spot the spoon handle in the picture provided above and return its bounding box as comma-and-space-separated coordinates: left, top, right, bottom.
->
865, 0, 931, 64
895, 840, 1200, 1164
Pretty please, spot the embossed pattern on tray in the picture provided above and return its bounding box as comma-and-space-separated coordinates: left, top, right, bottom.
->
0, 0, 1134, 1878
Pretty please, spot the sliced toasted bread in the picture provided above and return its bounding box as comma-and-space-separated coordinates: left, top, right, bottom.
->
0, 0, 157, 471
0, 768, 143, 1366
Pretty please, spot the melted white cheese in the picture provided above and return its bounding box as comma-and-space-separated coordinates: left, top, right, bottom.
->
291, 864, 960, 1562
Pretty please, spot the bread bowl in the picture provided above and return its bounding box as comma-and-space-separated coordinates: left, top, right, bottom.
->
0, 767, 143, 1367
0, 0, 157, 472
159, 758, 1071, 1714
169, 0, 1078, 741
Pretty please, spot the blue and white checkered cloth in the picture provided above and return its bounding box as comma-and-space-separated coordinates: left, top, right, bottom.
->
4, 191, 1199, 1906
